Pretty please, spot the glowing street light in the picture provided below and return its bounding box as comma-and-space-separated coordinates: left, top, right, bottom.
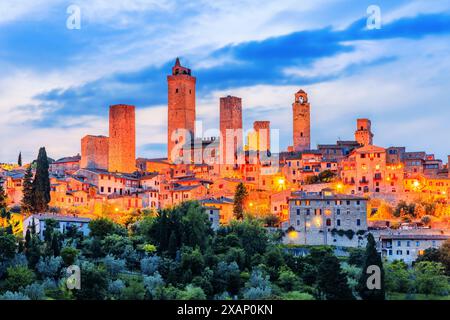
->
288, 230, 298, 240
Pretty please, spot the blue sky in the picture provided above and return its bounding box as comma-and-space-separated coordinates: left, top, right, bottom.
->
1, 0, 450, 163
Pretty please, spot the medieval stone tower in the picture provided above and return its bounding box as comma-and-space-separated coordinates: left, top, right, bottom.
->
253, 121, 271, 152
167, 58, 196, 162
81, 135, 109, 170
108, 104, 136, 173
220, 95, 242, 165
355, 118, 374, 146
448, 155, 450, 179
292, 89, 311, 152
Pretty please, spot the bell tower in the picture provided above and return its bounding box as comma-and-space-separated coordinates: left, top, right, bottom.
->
355, 118, 374, 146
292, 90, 311, 152
167, 58, 196, 162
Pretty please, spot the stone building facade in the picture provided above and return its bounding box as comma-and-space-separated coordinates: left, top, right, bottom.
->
378, 233, 450, 264
340, 144, 404, 195
81, 135, 109, 170
285, 189, 368, 247
108, 104, 136, 173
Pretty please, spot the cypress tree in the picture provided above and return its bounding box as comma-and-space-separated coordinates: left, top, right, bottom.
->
233, 182, 248, 220
18, 152, 22, 167
32, 147, 51, 213
21, 166, 34, 213
0, 182, 7, 210
317, 253, 355, 300
168, 231, 178, 258
30, 218, 37, 235
26, 235, 42, 268
51, 233, 61, 256
25, 229, 31, 249
358, 233, 385, 300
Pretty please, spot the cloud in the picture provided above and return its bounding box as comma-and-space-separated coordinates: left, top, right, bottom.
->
29, 12, 450, 120
2, 1, 450, 162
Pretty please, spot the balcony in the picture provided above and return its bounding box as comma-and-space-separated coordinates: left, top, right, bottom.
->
359, 179, 369, 184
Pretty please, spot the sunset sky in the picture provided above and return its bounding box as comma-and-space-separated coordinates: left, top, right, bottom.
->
1, 0, 450, 163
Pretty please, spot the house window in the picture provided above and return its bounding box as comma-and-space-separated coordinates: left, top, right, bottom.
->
397, 241, 401, 247
337, 209, 340, 215
337, 219, 341, 226
326, 219, 331, 226
357, 219, 361, 226
296, 209, 300, 216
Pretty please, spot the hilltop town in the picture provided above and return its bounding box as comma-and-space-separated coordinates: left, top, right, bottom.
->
1, 58, 450, 263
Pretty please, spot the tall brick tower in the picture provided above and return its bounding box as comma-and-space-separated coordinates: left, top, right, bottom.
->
108, 104, 136, 173
447, 155, 450, 179
167, 58, 196, 162
253, 121, 271, 152
292, 90, 311, 152
355, 118, 374, 146
220, 96, 242, 165
81, 135, 109, 170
